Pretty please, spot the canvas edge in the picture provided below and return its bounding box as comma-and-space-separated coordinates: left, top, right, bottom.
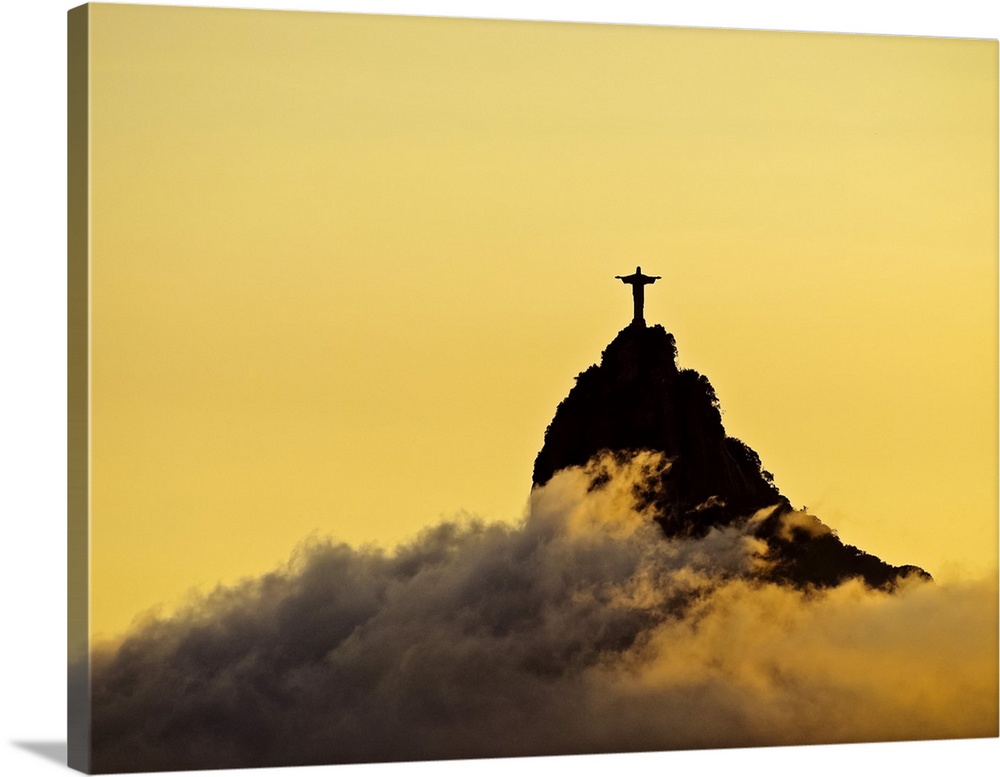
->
68, 3, 91, 774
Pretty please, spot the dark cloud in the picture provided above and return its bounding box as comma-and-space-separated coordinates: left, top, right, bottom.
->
80, 455, 998, 773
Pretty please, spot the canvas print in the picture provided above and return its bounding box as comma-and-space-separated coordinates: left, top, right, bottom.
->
68, 3, 999, 773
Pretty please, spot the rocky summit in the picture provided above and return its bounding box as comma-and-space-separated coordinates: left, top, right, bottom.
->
533, 322, 929, 589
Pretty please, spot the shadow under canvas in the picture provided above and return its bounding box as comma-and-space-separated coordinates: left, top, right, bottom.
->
12, 741, 68, 767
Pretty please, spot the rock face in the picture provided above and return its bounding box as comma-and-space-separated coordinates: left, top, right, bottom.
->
533, 322, 929, 589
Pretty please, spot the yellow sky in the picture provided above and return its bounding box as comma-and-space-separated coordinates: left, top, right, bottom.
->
86, 3, 997, 641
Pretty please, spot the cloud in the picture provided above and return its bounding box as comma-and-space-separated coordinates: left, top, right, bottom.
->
80, 454, 998, 773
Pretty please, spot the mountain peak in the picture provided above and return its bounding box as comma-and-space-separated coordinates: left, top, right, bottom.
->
533, 322, 929, 589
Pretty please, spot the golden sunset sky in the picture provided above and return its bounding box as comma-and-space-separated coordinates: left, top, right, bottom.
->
86, 2, 997, 641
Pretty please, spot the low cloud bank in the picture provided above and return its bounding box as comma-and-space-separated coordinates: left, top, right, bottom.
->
83, 454, 998, 772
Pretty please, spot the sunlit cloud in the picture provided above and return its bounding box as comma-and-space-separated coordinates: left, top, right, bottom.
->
80, 454, 998, 773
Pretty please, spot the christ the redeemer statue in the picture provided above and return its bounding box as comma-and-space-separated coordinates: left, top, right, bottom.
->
616, 266, 661, 325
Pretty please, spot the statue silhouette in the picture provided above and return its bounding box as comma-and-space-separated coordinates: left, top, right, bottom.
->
615, 266, 661, 325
